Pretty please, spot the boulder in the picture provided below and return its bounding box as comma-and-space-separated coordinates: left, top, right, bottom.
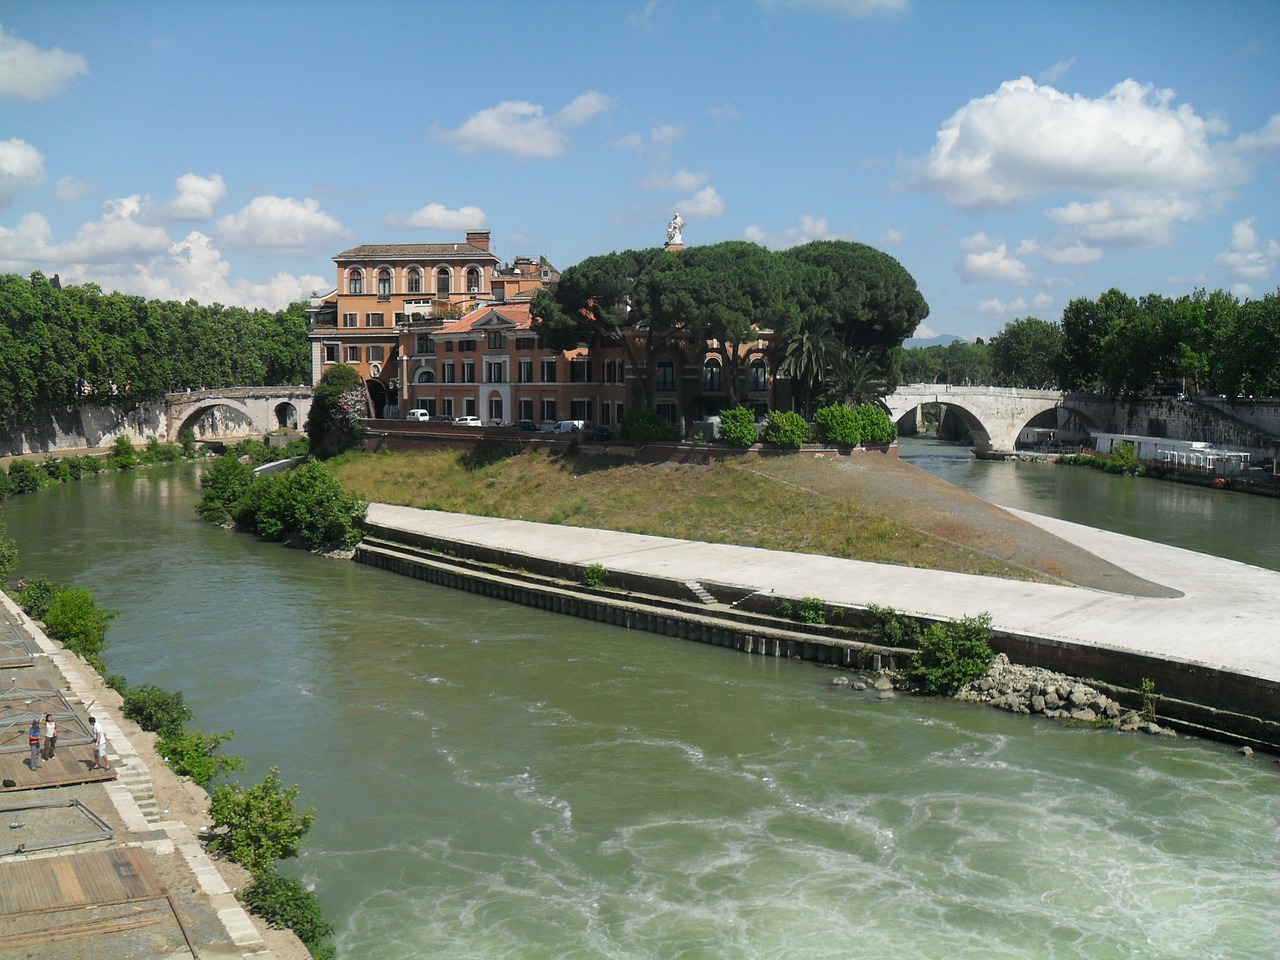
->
1070, 708, 1097, 723
873, 675, 894, 692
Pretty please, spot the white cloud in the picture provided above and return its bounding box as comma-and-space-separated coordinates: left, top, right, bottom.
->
162, 173, 226, 220
61, 195, 172, 263
957, 233, 1032, 284
217, 195, 346, 251
650, 123, 686, 147
384, 203, 487, 230
1232, 113, 1280, 153
0, 138, 44, 207
434, 92, 615, 158
1032, 293, 1055, 309
1038, 57, 1077, 84
1047, 195, 1202, 247
0, 25, 87, 101
639, 169, 709, 192
744, 215, 836, 250
911, 322, 937, 339
978, 297, 1029, 314
1214, 217, 1278, 281
709, 104, 741, 122
56, 175, 94, 202
878, 227, 905, 245
760, 0, 908, 17
678, 186, 725, 219
1042, 240, 1103, 266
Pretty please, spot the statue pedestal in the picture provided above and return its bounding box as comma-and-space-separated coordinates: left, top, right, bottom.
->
664, 243, 684, 252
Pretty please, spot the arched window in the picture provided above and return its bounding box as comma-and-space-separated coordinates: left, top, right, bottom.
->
749, 358, 767, 392
348, 269, 363, 295
703, 358, 722, 392
407, 268, 422, 294
415, 368, 436, 384
466, 267, 481, 293
378, 268, 392, 297
656, 358, 675, 392
436, 268, 451, 297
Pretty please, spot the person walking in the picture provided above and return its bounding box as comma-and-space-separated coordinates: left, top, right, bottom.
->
42, 713, 57, 760
90, 716, 110, 771
27, 717, 41, 770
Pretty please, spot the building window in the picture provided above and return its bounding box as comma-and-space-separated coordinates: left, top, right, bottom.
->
323, 342, 339, 363
348, 269, 363, 295
442, 397, 454, 417
445, 341, 454, 353
703, 358, 723, 392
415, 368, 435, 384
464, 397, 476, 417
345, 345, 361, 363
656, 401, 677, 423
518, 359, 533, 383
378, 269, 392, 299
466, 267, 481, 293
516, 337, 536, 351
462, 360, 476, 383
442, 362, 456, 383
603, 359, 624, 384
656, 358, 675, 392
368, 345, 385, 363
571, 399, 592, 421
489, 396, 503, 421
615, 402, 624, 424
407, 268, 422, 294
342, 312, 358, 327
749, 358, 767, 392
541, 359, 557, 383
436, 268, 451, 297
459, 339, 477, 352
416, 334, 430, 354
487, 361, 505, 383
541, 398, 556, 421
367, 312, 384, 327
519, 398, 534, 421
601, 403, 611, 426
570, 358, 591, 383
487, 331, 504, 349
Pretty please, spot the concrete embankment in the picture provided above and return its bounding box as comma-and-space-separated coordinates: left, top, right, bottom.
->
357, 503, 1280, 752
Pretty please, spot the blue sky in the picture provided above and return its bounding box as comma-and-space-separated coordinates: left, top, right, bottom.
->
2, 0, 1277, 340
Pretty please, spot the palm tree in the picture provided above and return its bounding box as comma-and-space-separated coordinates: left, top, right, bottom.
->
823, 351, 891, 407
780, 319, 842, 417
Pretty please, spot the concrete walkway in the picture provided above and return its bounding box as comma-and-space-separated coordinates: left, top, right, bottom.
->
368, 503, 1280, 686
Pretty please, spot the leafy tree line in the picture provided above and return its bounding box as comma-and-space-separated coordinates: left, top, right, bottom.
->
0, 271, 311, 422
898, 286, 1280, 398
530, 239, 928, 413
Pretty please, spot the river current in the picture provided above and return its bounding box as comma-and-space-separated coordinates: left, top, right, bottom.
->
2, 461, 1276, 959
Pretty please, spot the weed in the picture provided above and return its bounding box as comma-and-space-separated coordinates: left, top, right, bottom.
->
582, 563, 608, 588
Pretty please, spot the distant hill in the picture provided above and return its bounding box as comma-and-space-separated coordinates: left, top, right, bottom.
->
903, 333, 970, 348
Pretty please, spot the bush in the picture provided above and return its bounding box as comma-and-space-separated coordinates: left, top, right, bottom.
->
582, 563, 607, 588
8, 460, 45, 494
762, 410, 810, 448
0, 519, 15, 583
156, 729, 243, 788
814, 404, 861, 446
43, 586, 116, 668
851, 404, 897, 446
906, 614, 995, 695
238, 871, 335, 960
108, 435, 138, 470
41, 456, 72, 484
179, 427, 198, 458
18, 576, 65, 620
123, 683, 192, 738
197, 455, 255, 525
619, 407, 678, 443
717, 406, 759, 447
142, 437, 182, 463
209, 768, 315, 875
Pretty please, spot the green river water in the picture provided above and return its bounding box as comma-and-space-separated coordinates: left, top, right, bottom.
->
1, 457, 1276, 959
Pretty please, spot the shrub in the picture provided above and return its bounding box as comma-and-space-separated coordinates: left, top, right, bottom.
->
1104, 441, 1143, 476
179, 427, 198, 458
797, 597, 827, 625
0, 467, 11, 499
851, 403, 897, 446
197, 455, 255, 525
0, 519, 15, 583
265, 460, 367, 550
109, 435, 138, 470
717, 406, 759, 447
906, 614, 995, 695
43, 586, 116, 669
123, 683, 192, 738
157, 729, 243, 788
8, 460, 45, 494
142, 437, 182, 463
18, 576, 65, 620
208, 768, 315, 875
620, 407, 678, 443
762, 410, 810, 448
814, 404, 861, 446
238, 871, 335, 960
868, 604, 923, 647
582, 563, 607, 588
41, 456, 72, 484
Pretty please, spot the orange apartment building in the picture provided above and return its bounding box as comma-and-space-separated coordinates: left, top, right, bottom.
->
308, 231, 785, 431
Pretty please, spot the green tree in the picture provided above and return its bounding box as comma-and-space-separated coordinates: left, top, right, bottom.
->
822, 351, 891, 406
1218, 289, 1280, 398
43, 587, 116, 668
238, 872, 335, 960
306, 363, 367, 458
988, 317, 1063, 389
0, 517, 16, 583
208, 768, 315, 875
156, 730, 243, 788
778, 318, 843, 418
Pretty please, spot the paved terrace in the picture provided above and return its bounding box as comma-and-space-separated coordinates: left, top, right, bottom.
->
368, 503, 1280, 687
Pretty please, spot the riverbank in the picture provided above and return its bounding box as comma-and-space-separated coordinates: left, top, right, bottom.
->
0, 591, 311, 959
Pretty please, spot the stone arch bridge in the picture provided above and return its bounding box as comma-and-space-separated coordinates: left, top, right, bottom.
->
164, 387, 313, 443
882, 385, 1087, 457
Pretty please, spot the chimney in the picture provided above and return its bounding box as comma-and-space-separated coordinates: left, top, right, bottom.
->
466, 230, 491, 252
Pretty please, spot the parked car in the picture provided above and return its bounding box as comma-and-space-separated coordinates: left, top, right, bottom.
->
428, 414, 455, 423
454, 415, 483, 427
406, 408, 433, 421
583, 425, 612, 441
550, 419, 585, 433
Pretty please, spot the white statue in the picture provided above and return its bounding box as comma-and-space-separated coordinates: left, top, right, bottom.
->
666, 213, 685, 246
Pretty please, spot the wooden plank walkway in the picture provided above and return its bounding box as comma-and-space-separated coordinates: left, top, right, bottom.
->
0, 742, 116, 792
0, 847, 161, 916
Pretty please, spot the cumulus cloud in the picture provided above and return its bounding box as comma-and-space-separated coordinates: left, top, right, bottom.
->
161, 173, 226, 220
217, 195, 346, 251
1042, 240, 1103, 266
957, 233, 1032, 284
384, 202, 487, 230
56, 175, 94, 202
1046, 194, 1203, 246
744, 215, 836, 249
612, 123, 687, 154
759, 0, 908, 17
638, 169, 709, 192
434, 91, 616, 158
1038, 56, 1077, 84
1214, 218, 1278, 281
678, 186, 725, 219
0, 138, 44, 207
878, 228, 905, 246
0, 25, 88, 100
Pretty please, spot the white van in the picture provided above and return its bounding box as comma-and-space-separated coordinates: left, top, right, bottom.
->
406, 408, 432, 421
551, 420, 585, 433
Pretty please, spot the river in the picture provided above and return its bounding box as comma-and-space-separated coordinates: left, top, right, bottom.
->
1, 463, 1276, 959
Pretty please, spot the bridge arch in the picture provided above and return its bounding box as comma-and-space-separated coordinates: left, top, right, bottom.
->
170, 399, 257, 442
274, 401, 299, 430
883, 385, 1065, 457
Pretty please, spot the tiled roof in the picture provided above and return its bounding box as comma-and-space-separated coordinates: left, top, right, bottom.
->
436, 302, 534, 335
334, 243, 498, 262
